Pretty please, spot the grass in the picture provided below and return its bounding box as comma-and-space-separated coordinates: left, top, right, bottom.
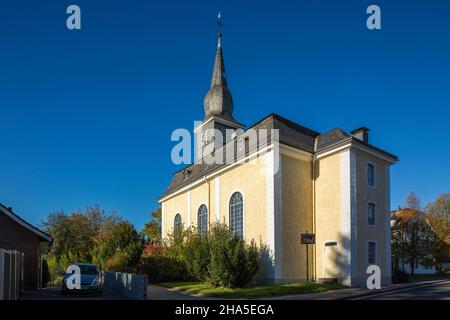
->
160, 281, 346, 299
410, 271, 450, 280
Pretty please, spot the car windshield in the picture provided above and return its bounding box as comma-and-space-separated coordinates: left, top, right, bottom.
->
68, 265, 98, 275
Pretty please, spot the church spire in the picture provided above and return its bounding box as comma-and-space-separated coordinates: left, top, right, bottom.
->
203, 32, 234, 121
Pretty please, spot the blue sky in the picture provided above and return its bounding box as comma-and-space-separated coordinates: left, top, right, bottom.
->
0, 0, 449, 230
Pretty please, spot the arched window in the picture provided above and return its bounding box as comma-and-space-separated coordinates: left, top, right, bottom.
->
197, 205, 208, 237
229, 192, 243, 238
174, 214, 182, 232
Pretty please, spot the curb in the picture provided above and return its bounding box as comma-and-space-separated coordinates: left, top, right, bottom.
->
340, 278, 450, 300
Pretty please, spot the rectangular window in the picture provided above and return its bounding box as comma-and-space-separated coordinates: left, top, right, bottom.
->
368, 203, 376, 226
368, 241, 376, 265
367, 163, 375, 187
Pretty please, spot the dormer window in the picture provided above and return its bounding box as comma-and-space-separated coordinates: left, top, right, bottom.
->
183, 169, 191, 180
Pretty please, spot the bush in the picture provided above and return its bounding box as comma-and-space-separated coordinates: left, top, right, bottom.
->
141, 256, 190, 282
140, 222, 263, 288
184, 235, 210, 282
98, 221, 144, 273
206, 223, 260, 288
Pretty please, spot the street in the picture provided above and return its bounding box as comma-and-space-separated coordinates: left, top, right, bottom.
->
357, 280, 450, 300
21, 287, 122, 300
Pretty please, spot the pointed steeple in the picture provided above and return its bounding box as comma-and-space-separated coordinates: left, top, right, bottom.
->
203, 32, 234, 121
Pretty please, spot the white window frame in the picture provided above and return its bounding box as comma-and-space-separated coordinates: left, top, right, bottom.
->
197, 203, 209, 237
366, 162, 376, 188
173, 213, 182, 231
368, 241, 377, 265
228, 190, 245, 239
368, 202, 376, 227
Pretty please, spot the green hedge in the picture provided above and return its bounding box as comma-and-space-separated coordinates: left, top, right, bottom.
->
141, 222, 268, 288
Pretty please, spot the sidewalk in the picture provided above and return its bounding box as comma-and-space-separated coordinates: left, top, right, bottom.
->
147, 276, 450, 300
267, 276, 450, 300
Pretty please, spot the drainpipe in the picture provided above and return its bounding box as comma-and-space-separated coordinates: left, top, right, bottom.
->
204, 176, 211, 228
312, 139, 318, 281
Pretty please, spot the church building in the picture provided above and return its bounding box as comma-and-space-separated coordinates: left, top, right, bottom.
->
158, 33, 398, 287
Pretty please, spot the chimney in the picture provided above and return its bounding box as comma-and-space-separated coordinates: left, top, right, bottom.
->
351, 127, 370, 144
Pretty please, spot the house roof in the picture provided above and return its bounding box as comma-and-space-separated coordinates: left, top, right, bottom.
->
0, 203, 53, 242
160, 113, 398, 200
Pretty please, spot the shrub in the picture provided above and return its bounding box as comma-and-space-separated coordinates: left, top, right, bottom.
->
140, 222, 263, 288
207, 223, 260, 288
141, 256, 190, 282
98, 221, 144, 273
183, 235, 210, 282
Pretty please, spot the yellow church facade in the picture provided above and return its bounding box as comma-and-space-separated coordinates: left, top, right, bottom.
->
158, 33, 397, 287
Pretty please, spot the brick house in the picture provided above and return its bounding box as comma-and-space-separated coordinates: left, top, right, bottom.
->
0, 203, 52, 290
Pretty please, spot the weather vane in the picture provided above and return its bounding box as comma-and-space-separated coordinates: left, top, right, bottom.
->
216, 11, 223, 30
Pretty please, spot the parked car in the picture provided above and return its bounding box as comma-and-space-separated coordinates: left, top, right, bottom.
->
61, 263, 103, 295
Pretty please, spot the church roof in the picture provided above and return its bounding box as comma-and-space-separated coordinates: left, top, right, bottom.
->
159, 113, 398, 200
161, 114, 327, 199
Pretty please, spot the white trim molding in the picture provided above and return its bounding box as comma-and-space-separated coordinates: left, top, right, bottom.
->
161, 202, 166, 240
0, 249, 5, 300
265, 148, 283, 282
187, 191, 191, 226
340, 148, 357, 287
385, 164, 392, 283
215, 177, 220, 222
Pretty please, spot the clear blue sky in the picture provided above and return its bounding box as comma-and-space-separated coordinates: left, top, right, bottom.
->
0, 0, 449, 230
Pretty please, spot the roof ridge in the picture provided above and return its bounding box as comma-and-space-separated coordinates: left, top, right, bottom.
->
271, 113, 321, 137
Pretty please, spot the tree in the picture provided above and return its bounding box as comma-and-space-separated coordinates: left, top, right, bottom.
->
426, 193, 450, 245
406, 191, 421, 210
141, 208, 162, 244
98, 221, 144, 273
426, 193, 450, 268
392, 209, 435, 275
41, 206, 121, 261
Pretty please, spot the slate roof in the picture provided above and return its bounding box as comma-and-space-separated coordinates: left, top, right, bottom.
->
160, 113, 397, 200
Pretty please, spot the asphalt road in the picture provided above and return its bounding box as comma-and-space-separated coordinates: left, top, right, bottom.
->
358, 280, 450, 300
22, 287, 122, 300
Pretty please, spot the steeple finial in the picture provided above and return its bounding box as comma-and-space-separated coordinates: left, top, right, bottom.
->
216, 11, 223, 48
203, 15, 234, 121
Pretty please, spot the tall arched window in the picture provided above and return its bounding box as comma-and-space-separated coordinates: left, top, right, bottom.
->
229, 192, 243, 238
197, 205, 208, 237
174, 214, 182, 232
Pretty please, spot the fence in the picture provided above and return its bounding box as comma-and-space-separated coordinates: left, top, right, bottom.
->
103, 271, 148, 300
0, 249, 24, 300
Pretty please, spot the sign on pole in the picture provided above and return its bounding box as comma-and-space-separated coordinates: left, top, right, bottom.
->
301, 233, 316, 245
300, 232, 315, 283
